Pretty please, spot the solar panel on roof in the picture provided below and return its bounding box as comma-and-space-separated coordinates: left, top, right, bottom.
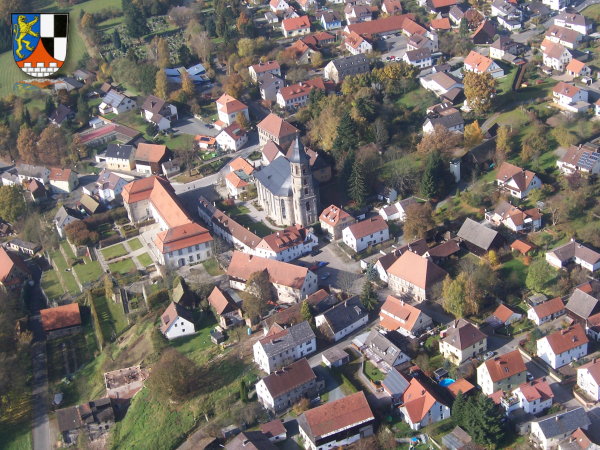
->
577, 151, 600, 170
103, 90, 124, 106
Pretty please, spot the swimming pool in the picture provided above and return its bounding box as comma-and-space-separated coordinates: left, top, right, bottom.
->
439, 378, 456, 387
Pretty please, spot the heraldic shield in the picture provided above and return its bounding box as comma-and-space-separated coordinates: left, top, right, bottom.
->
12, 13, 68, 77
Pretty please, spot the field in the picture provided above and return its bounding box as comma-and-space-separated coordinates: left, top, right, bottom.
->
41, 269, 64, 301
234, 214, 273, 238
73, 260, 104, 285
137, 253, 154, 267
92, 294, 128, 340
583, 3, 600, 22
128, 238, 143, 251
202, 258, 224, 276
109, 258, 136, 275
101, 243, 128, 261
60, 241, 76, 259
0, 422, 31, 450
169, 316, 218, 365
50, 250, 80, 294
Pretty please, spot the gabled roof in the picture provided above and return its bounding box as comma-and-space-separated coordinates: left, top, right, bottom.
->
542, 324, 589, 355
457, 217, 499, 251
382, 367, 410, 395
345, 216, 388, 240
260, 419, 286, 439
141, 95, 167, 114
446, 378, 475, 397
430, 17, 451, 30
380, 295, 429, 333
160, 302, 194, 334
482, 350, 526, 382
250, 60, 280, 74
298, 391, 374, 441
257, 321, 315, 357
260, 358, 316, 398
319, 205, 352, 226
318, 296, 367, 334
517, 378, 553, 402
216, 94, 247, 114
426, 239, 460, 258
154, 222, 212, 254
533, 407, 590, 440
464, 50, 494, 73
401, 377, 447, 423
227, 251, 310, 289
257, 225, 309, 254
560, 143, 600, 170
40, 303, 81, 332
364, 329, 407, 365
226, 431, 277, 450
578, 358, 600, 385
442, 319, 486, 350
566, 281, 600, 320
220, 122, 247, 141
346, 14, 426, 38
282, 15, 311, 32
0, 248, 30, 284
553, 81, 582, 99
546, 24, 581, 45
531, 297, 565, 320
548, 240, 600, 266
387, 250, 447, 290
135, 143, 168, 164
105, 143, 134, 160
491, 304, 519, 323
471, 20, 496, 40
258, 113, 299, 139
49, 168, 74, 182
208, 286, 238, 315
565, 59, 587, 75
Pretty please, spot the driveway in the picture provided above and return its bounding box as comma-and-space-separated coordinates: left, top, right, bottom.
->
378, 34, 409, 61
171, 116, 218, 137
313, 365, 345, 402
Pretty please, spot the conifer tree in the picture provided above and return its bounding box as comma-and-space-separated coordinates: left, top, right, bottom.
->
348, 158, 367, 207
333, 111, 358, 155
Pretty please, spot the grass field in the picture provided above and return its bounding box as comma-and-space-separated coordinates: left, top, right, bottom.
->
234, 214, 273, 237
60, 241, 76, 260
583, 3, 600, 22
109, 258, 136, 275
137, 253, 153, 267
50, 251, 80, 294
92, 294, 128, 340
0, 422, 32, 450
170, 316, 218, 365
101, 243, 128, 261
364, 361, 385, 383
41, 269, 64, 300
202, 258, 223, 276
73, 260, 104, 285
128, 238, 143, 251
501, 257, 528, 288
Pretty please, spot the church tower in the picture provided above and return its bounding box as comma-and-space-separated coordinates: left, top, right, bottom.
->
288, 138, 317, 226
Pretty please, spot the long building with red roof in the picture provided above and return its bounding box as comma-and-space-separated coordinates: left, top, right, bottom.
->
122, 176, 213, 267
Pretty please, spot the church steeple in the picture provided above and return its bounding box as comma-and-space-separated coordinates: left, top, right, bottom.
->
289, 137, 317, 226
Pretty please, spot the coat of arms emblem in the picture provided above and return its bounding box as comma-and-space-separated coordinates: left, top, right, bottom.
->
12, 13, 68, 77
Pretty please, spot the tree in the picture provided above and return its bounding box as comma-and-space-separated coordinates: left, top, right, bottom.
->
417, 124, 463, 155
552, 126, 577, 148
459, 17, 469, 36
403, 202, 435, 240
122, 0, 149, 38
420, 151, 451, 200
360, 281, 377, 311
16, 125, 37, 164
156, 37, 170, 69
526, 259, 557, 294
146, 348, 200, 402
0, 186, 26, 223
486, 249, 499, 266
112, 29, 122, 50
521, 125, 548, 163
464, 71, 495, 114
301, 301, 313, 324
463, 120, 484, 148
461, 394, 506, 446
242, 270, 273, 322
37, 125, 68, 165
155, 69, 169, 99
311, 52, 324, 69
177, 44, 192, 67
442, 272, 482, 317
239, 380, 248, 403
180, 69, 195, 98
495, 125, 511, 164
348, 158, 367, 207
332, 111, 358, 155
222, 73, 245, 98
76, 93, 89, 124
236, 112, 250, 130
452, 391, 467, 426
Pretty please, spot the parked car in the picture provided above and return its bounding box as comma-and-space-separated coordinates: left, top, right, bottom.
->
484, 351, 496, 360
526, 372, 534, 381
320, 272, 330, 280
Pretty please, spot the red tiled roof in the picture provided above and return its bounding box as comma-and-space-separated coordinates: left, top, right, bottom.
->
0, 248, 30, 284
517, 378, 553, 402
442, 319, 486, 350
345, 216, 388, 240
492, 304, 518, 323
49, 168, 73, 182
566, 59, 586, 74
511, 239, 534, 255
216, 93, 247, 114
531, 297, 565, 320
208, 286, 238, 315
260, 419, 286, 438
380, 295, 425, 333
430, 17, 451, 30
446, 378, 475, 397
256, 225, 309, 254
431, 0, 457, 8
553, 81, 581, 99
319, 205, 352, 226
401, 377, 446, 423
154, 222, 212, 254
496, 162, 538, 193
258, 113, 299, 139
250, 60, 280, 74
135, 143, 167, 164
483, 350, 526, 383
464, 50, 493, 73
346, 14, 424, 39
261, 358, 316, 398
227, 251, 310, 289
387, 251, 447, 291
544, 324, 588, 355
282, 15, 311, 32
40, 303, 81, 332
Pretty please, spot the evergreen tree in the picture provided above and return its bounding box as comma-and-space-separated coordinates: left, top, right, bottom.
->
332, 111, 358, 155
463, 394, 505, 446
452, 391, 467, 427
112, 29, 122, 50
420, 151, 449, 199
360, 281, 377, 311
239, 380, 248, 403
76, 94, 89, 124
44, 96, 54, 117
178, 44, 192, 67
22, 108, 31, 127
348, 158, 367, 207
122, 0, 149, 38
459, 18, 469, 37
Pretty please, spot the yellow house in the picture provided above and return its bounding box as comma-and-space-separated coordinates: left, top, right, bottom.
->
439, 319, 487, 365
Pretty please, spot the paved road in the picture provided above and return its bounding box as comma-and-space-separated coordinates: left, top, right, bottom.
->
27, 267, 50, 450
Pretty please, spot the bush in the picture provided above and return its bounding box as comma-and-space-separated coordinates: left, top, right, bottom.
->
148, 289, 170, 310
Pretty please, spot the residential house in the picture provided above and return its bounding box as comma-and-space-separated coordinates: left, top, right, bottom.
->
122, 176, 213, 267
258, 72, 285, 102
315, 296, 369, 342
226, 431, 277, 450
552, 81, 589, 112
471, 20, 497, 44
270, 0, 290, 13
403, 48, 433, 69
490, 37, 520, 60
527, 297, 566, 325
16, 163, 50, 185
253, 321, 316, 373
383, 0, 403, 14
207, 286, 243, 329
399, 376, 451, 430
345, 14, 427, 38
0, 248, 30, 291
387, 250, 447, 302
342, 216, 390, 253
217, 122, 248, 153
1, 168, 19, 187
282, 16, 311, 38
496, 162, 542, 199
382, 368, 410, 404
297, 0, 315, 11
256, 358, 319, 412
227, 252, 318, 303
457, 218, 502, 256
344, 31, 373, 55
566, 59, 592, 78
253, 225, 318, 262
140, 95, 178, 131
379, 295, 433, 337
40, 303, 81, 339
485, 200, 542, 232
363, 329, 410, 371
439, 319, 487, 365
48, 168, 78, 194
161, 160, 180, 178
542, 40, 573, 71
537, 324, 589, 369
6, 239, 41, 256
555, 11, 591, 35
104, 143, 135, 171
324, 54, 370, 84
93, 169, 127, 204
298, 391, 375, 449
225, 157, 254, 198
379, 197, 418, 221
49, 104, 73, 127
511, 378, 554, 415
257, 113, 300, 148
288, 39, 315, 65
464, 51, 505, 78
512, 240, 536, 255
260, 419, 287, 443
98, 90, 135, 115
249, 61, 281, 83
54, 77, 83, 92
430, 17, 452, 31
135, 143, 169, 175
374, 242, 427, 283
53, 206, 81, 238
565, 280, 600, 328
449, 5, 481, 27
216, 94, 249, 129
577, 358, 600, 401
546, 25, 582, 49
283, 6, 300, 20
78, 194, 100, 215
424, 239, 461, 262
73, 68, 96, 84
530, 408, 591, 450
486, 304, 522, 328
319, 204, 355, 240
420, 72, 463, 96
557, 143, 600, 175
546, 239, 600, 271
424, 0, 458, 14
477, 350, 527, 395
491, 0, 522, 22
276, 78, 332, 109
423, 105, 464, 133
345, 4, 373, 23
160, 302, 195, 340
56, 398, 115, 445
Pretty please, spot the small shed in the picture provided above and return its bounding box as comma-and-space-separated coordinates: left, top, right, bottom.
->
210, 329, 226, 344
511, 239, 534, 255
321, 347, 350, 368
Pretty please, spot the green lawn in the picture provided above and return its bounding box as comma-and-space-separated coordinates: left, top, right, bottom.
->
101, 243, 128, 261
128, 238, 143, 251
73, 260, 104, 286
50, 251, 80, 294
137, 253, 154, 267
202, 258, 224, 276
234, 214, 273, 238
501, 257, 528, 287
60, 241, 76, 260
109, 258, 136, 275
170, 316, 218, 365
364, 361, 385, 383
0, 422, 32, 450
396, 87, 437, 112
583, 3, 600, 22
41, 269, 64, 301
92, 294, 128, 340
